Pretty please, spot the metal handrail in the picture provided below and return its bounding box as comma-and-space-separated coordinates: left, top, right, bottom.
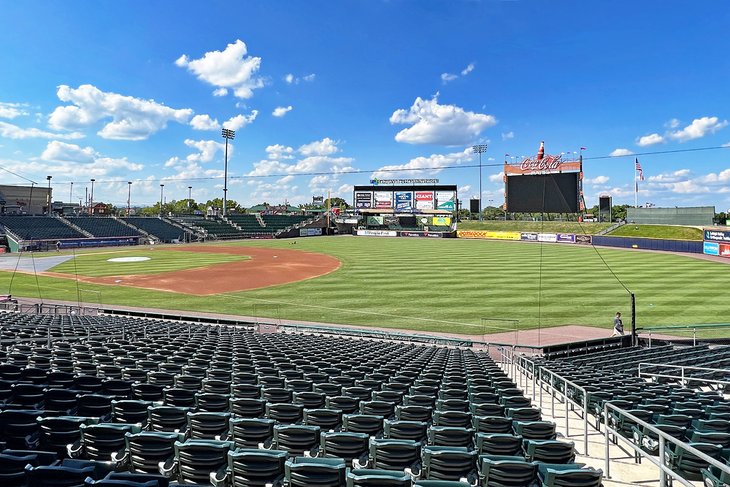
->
510, 354, 590, 455
603, 401, 730, 486
638, 362, 730, 387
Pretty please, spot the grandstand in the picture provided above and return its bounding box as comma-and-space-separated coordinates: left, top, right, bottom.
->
66, 216, 142, 238
0, 309, 609, 486
123, 217, 187, 243
0, 215, 85, 240
261, 214, 310, 233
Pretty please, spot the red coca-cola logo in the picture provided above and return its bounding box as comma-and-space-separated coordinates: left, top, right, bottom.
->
520, 154, 563, 171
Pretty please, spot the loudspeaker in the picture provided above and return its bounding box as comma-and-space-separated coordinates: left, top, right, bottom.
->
599, 196, 611, 212
470, 199, 480, 213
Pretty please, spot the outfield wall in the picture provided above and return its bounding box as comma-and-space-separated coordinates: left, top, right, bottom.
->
457, 230, 705, 255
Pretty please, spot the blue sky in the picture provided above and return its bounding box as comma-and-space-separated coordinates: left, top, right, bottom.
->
1, 0, 729, 211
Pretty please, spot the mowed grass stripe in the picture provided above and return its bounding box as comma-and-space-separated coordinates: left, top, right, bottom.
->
49, 250, 248, 277
0, 237, 728, 335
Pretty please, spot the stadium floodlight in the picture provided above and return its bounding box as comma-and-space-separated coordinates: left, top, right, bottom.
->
188, 186, 192, 211
46, 176, 52, 216
472, 144, 488, 221
159, 184, 164, 217
89, 178, 95, 215
221, 128, 236, 216
127, 182, 132, 217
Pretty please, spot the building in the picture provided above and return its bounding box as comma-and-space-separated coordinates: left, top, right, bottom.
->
0, 184, 52, 215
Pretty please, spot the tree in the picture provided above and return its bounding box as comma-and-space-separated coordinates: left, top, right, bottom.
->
324, 197, 350, 209
612, 204, 630, 222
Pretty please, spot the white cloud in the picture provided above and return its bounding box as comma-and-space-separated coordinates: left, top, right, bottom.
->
668, 116, 728, 142
647, 169, 690, 183
190, 114, 220, 131
248, 138, 353, 178
298, 137, 339, 156
266, 144, 295, 160
41, 141, 96, 164
0, 102, 28, 119
585, 175, 610, 185
636, 133, 664, 147
19, 140, 145, 179
461, 63, 475, 76
488, 172, 504, 183
390, 94, 497, 145
371, 148, 474, 179
284, 73, 316, 85
183, 139, 226, 163
222, 111, 258, 130
501, 131, 514, 141
272, 105, 293, 118
440, 73, 458, 83
176, 39, 264, 99
665, 118, 680, 129
609, 148, 634, 157
48, 84, 192, 140
458, 185, 472, 194
213, 88, 228, 97
0, 121, 84, 140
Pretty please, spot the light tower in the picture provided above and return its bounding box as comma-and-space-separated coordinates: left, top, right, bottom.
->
472, 144, 488, 221
221, 128, 236, 216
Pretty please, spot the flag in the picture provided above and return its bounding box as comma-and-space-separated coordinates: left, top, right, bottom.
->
635, 158, 644, 181
580, 147, 587, 151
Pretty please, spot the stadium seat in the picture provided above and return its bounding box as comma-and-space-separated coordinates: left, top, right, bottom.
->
284, 456, 347, 487
346, 468, 411, 487
478, 455, 538, 487
419, 445, 477, 481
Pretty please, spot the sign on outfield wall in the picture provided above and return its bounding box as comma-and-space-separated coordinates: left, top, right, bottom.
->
520, 233, 538, 241
557, 233, 576, 243
457, 230, 521, 240
704, 230, 730, 242
355, 191, 372, 209
394, 191, 413, 211
374, 191, 393, 209
299, 228, 323, 237
537, 233, 558, 243
704, 241, 720, 256
357, 229, 397, 237
436, 191, 456, 211
575, 234, 593, 245
720, 243, 730, 258
415, 191, 434, 210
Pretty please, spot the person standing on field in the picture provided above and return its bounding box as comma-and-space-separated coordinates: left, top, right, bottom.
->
612, 312, 624, 337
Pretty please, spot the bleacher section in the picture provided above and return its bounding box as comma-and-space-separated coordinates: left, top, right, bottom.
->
261, 214, 309, 233
124, 217, 186, 242
0, 216, 85, 240
66, 217, 141, 238
0, 311, 602, 486
172, 216, 247, 240
531, 344, 730, 485
227, 214, 269, 235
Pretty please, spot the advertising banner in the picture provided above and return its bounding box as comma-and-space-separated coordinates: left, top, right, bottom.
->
537, 233, 558, 243
703, 241, 719, 256
415, 191, 434, 210
394, 191, 413, 211
432, 216, 452, 226
400, 231, 443, 238
299, 228, 323, 237
355, 191, 372, 209
436, 191, 456, 211
704, 230, 730, 242
521, 232, 539, 241
504, 155, 581, 176
557, 233, 576, 243
374, 191, 393, 209
457, 230, 521, 240
720, 243, 730, 258
575, 234, 593, 245
366, 216, 384, 226
356, 229, 397, 237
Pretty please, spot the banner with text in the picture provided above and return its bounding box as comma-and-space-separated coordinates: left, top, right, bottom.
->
537, 233, 558, 243
457, 230, 521, 240
394, 191, 413, 211
704, 241, 719, 256
575, 234, 593, 245
436, 191, 456, 211
355, 191, 372, 209
374, 191, 393, 209
432, 216, 452, 226
705, 230, 730, 243
415, 191, 434, 210
356, 229, 397, 237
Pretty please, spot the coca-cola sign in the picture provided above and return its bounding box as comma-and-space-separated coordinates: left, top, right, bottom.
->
520, 154, 563, 171
505, 155, 581, 176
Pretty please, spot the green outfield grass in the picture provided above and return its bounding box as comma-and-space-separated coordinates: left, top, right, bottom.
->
457, 220, 613, 235
49, 249, 247, 277
0, 237, 727, 335
607, 224, 703, 241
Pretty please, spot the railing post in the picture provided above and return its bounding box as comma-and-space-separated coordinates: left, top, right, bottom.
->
659, 435, 667, 487
564, 378, 570, 438
604, 403, 610, 479
539, 365, 543, 409
693, 328, 696, 347
583, 389, 589, 455
648, 331, 652, 348
532, 361, 536, 401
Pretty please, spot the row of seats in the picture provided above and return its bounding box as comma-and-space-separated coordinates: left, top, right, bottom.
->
0, 311, 602, 485
65, 218, 141, 239
536, 344, 730, 483
0, 216, 85, 240
123, 219, 186, 243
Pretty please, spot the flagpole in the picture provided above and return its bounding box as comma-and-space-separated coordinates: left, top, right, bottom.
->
634, 160, 638, 208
